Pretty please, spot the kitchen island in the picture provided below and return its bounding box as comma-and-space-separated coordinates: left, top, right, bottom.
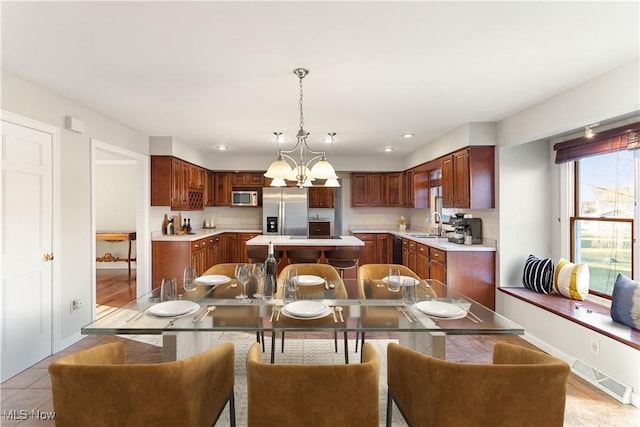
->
245, 235, 364, 287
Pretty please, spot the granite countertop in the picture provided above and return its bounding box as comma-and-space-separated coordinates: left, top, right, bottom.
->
152, 228, 262, 242
349, 228, 496, 252
246, 235, 364, 247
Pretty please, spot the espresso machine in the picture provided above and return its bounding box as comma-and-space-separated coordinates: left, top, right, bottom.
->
448, 214, 483, 244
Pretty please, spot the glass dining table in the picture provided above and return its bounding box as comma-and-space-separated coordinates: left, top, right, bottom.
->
82, 276, 524, 362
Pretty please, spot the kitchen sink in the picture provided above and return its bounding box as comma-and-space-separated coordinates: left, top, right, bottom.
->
406, 233, 437, 238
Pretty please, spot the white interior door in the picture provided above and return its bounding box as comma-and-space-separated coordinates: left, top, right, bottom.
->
1, 119, 53, 381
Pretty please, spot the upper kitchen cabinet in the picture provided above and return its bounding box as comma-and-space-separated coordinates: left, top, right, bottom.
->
402, 169, 415, 208
214, 172, 231, 206
413, 165, 429, 209
204, 170, 215, 207
231, 172, 264, 188
151, 156, 205, 211
441, 146, 494, 209
386, 172, 404, 207
350, 173, 387, 207
309, 187, 334, 208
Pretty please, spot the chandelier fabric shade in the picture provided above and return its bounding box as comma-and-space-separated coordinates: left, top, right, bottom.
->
264, 68, 339, 187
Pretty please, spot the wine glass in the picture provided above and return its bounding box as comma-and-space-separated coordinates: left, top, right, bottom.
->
160, 277, 177, 302
183, 267, 197, 292
234, 263, 251, 301
252, 263, 265, 298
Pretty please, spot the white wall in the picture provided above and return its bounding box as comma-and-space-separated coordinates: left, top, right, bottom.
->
495, 59, 640, 406
1, 71, 150, 346
95, 160, 137, 268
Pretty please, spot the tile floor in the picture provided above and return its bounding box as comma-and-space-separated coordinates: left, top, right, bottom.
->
2, 333, 639, 426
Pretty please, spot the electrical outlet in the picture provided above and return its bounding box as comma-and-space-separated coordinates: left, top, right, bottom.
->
590, 338, 600, 356
71, 299, 83, 312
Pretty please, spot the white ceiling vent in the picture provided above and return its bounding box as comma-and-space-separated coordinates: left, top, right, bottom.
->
571, 358, 631, 404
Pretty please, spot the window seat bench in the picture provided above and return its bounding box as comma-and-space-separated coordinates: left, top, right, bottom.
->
498, 287, 640, 351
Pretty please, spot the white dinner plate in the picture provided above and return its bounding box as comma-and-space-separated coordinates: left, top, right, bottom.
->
147, 300, 200, 317
295, 275, 325, 286
281, 305, 332, 320
414, 301, 466, 318
382, 275, 419, 286
195, 275, 231, 286
283, 300, 329, 318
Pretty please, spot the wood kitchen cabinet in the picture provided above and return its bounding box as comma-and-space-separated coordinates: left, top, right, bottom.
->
236, 232, 261, 263
151, 156, 206, 211
349, 173, 387, 207
231, 172, 264, 187
308, 187, 334, 208
386, 172, 403, 207
402, 169, 415, 208
352, 233, 375, 265
222, 232, 237, 263
400, 238, 496, 309
204, 170, 215, 206
214, 173, 231, 206
309, 221, 331, 237
376, 234, 393, 264
441, 146, 494, 209
151, 238, 216, 291
413, 168, 429, 209
416, 242, 428, 279
352, 233, 393, 265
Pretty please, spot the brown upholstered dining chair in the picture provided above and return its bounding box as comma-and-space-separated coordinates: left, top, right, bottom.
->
324, 248, 360, 278
247, 246, 283, 264
49, 341, 236, 427
285, 248, 322, 264
246, 342, 380, 427
386, 342, 570, 427
356, 264, 421, 352
275, 263, 350, 362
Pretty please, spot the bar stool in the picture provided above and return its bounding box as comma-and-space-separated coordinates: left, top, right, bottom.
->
324, 248, 360, 279
247, 247, 283, 264
286, 249, 322, 264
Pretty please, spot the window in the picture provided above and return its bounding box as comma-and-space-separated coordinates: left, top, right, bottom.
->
554, 122, 640, 298
572, 150, 634, 297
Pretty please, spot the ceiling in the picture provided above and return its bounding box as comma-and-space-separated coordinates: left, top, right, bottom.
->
2, 1, 638, 159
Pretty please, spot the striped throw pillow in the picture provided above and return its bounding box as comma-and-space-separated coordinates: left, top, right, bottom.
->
554, 258, 590, 301
522, 255, 554, 294
610, 274, 640, 330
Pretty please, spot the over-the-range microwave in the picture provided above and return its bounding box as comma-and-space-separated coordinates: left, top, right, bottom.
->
231, 190, 259, 206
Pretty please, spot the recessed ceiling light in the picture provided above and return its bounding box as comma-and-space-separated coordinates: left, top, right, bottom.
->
402, 133, 415, 138
216, 145, 228, 151
382, 147, 395, 152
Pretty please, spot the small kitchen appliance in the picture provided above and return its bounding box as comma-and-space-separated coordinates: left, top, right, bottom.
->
448, 214, 482, 244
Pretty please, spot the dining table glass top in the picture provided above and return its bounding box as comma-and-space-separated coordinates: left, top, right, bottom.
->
82, 277, 523, 336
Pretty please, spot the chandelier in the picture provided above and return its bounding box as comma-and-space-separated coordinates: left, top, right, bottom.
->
264, 68, 339, 188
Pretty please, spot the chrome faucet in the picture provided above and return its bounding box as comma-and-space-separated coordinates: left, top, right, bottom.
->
432, 212, 443, 237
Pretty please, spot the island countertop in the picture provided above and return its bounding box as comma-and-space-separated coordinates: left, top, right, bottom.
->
246, 235, 364, 247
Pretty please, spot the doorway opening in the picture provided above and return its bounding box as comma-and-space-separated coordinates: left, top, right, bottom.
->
91, 139, 149, 320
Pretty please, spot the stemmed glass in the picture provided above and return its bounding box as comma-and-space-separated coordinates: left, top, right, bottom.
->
252, 263, 265, 298
183, 267, 197, 292
234, 263, 252, 302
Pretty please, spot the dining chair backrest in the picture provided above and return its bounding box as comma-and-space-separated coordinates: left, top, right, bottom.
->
246, 342, 380, 427
247, 247, 283, 264
49, 342, 236, 427
285, 248, 322, 264
324, 248, 360, 277
276, 263, 347, 299
356, 264, 419, 299
386, 342, 570, 427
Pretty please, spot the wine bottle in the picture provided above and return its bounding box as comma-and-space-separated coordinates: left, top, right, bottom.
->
263, 241, 277, 300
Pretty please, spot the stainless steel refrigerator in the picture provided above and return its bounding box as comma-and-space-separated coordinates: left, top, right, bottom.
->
262, 187, 309, 236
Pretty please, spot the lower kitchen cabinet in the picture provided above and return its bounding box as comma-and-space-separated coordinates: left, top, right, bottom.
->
152, 232, 261, 291
401, 239, 495, 309
352, 233, 392, 265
